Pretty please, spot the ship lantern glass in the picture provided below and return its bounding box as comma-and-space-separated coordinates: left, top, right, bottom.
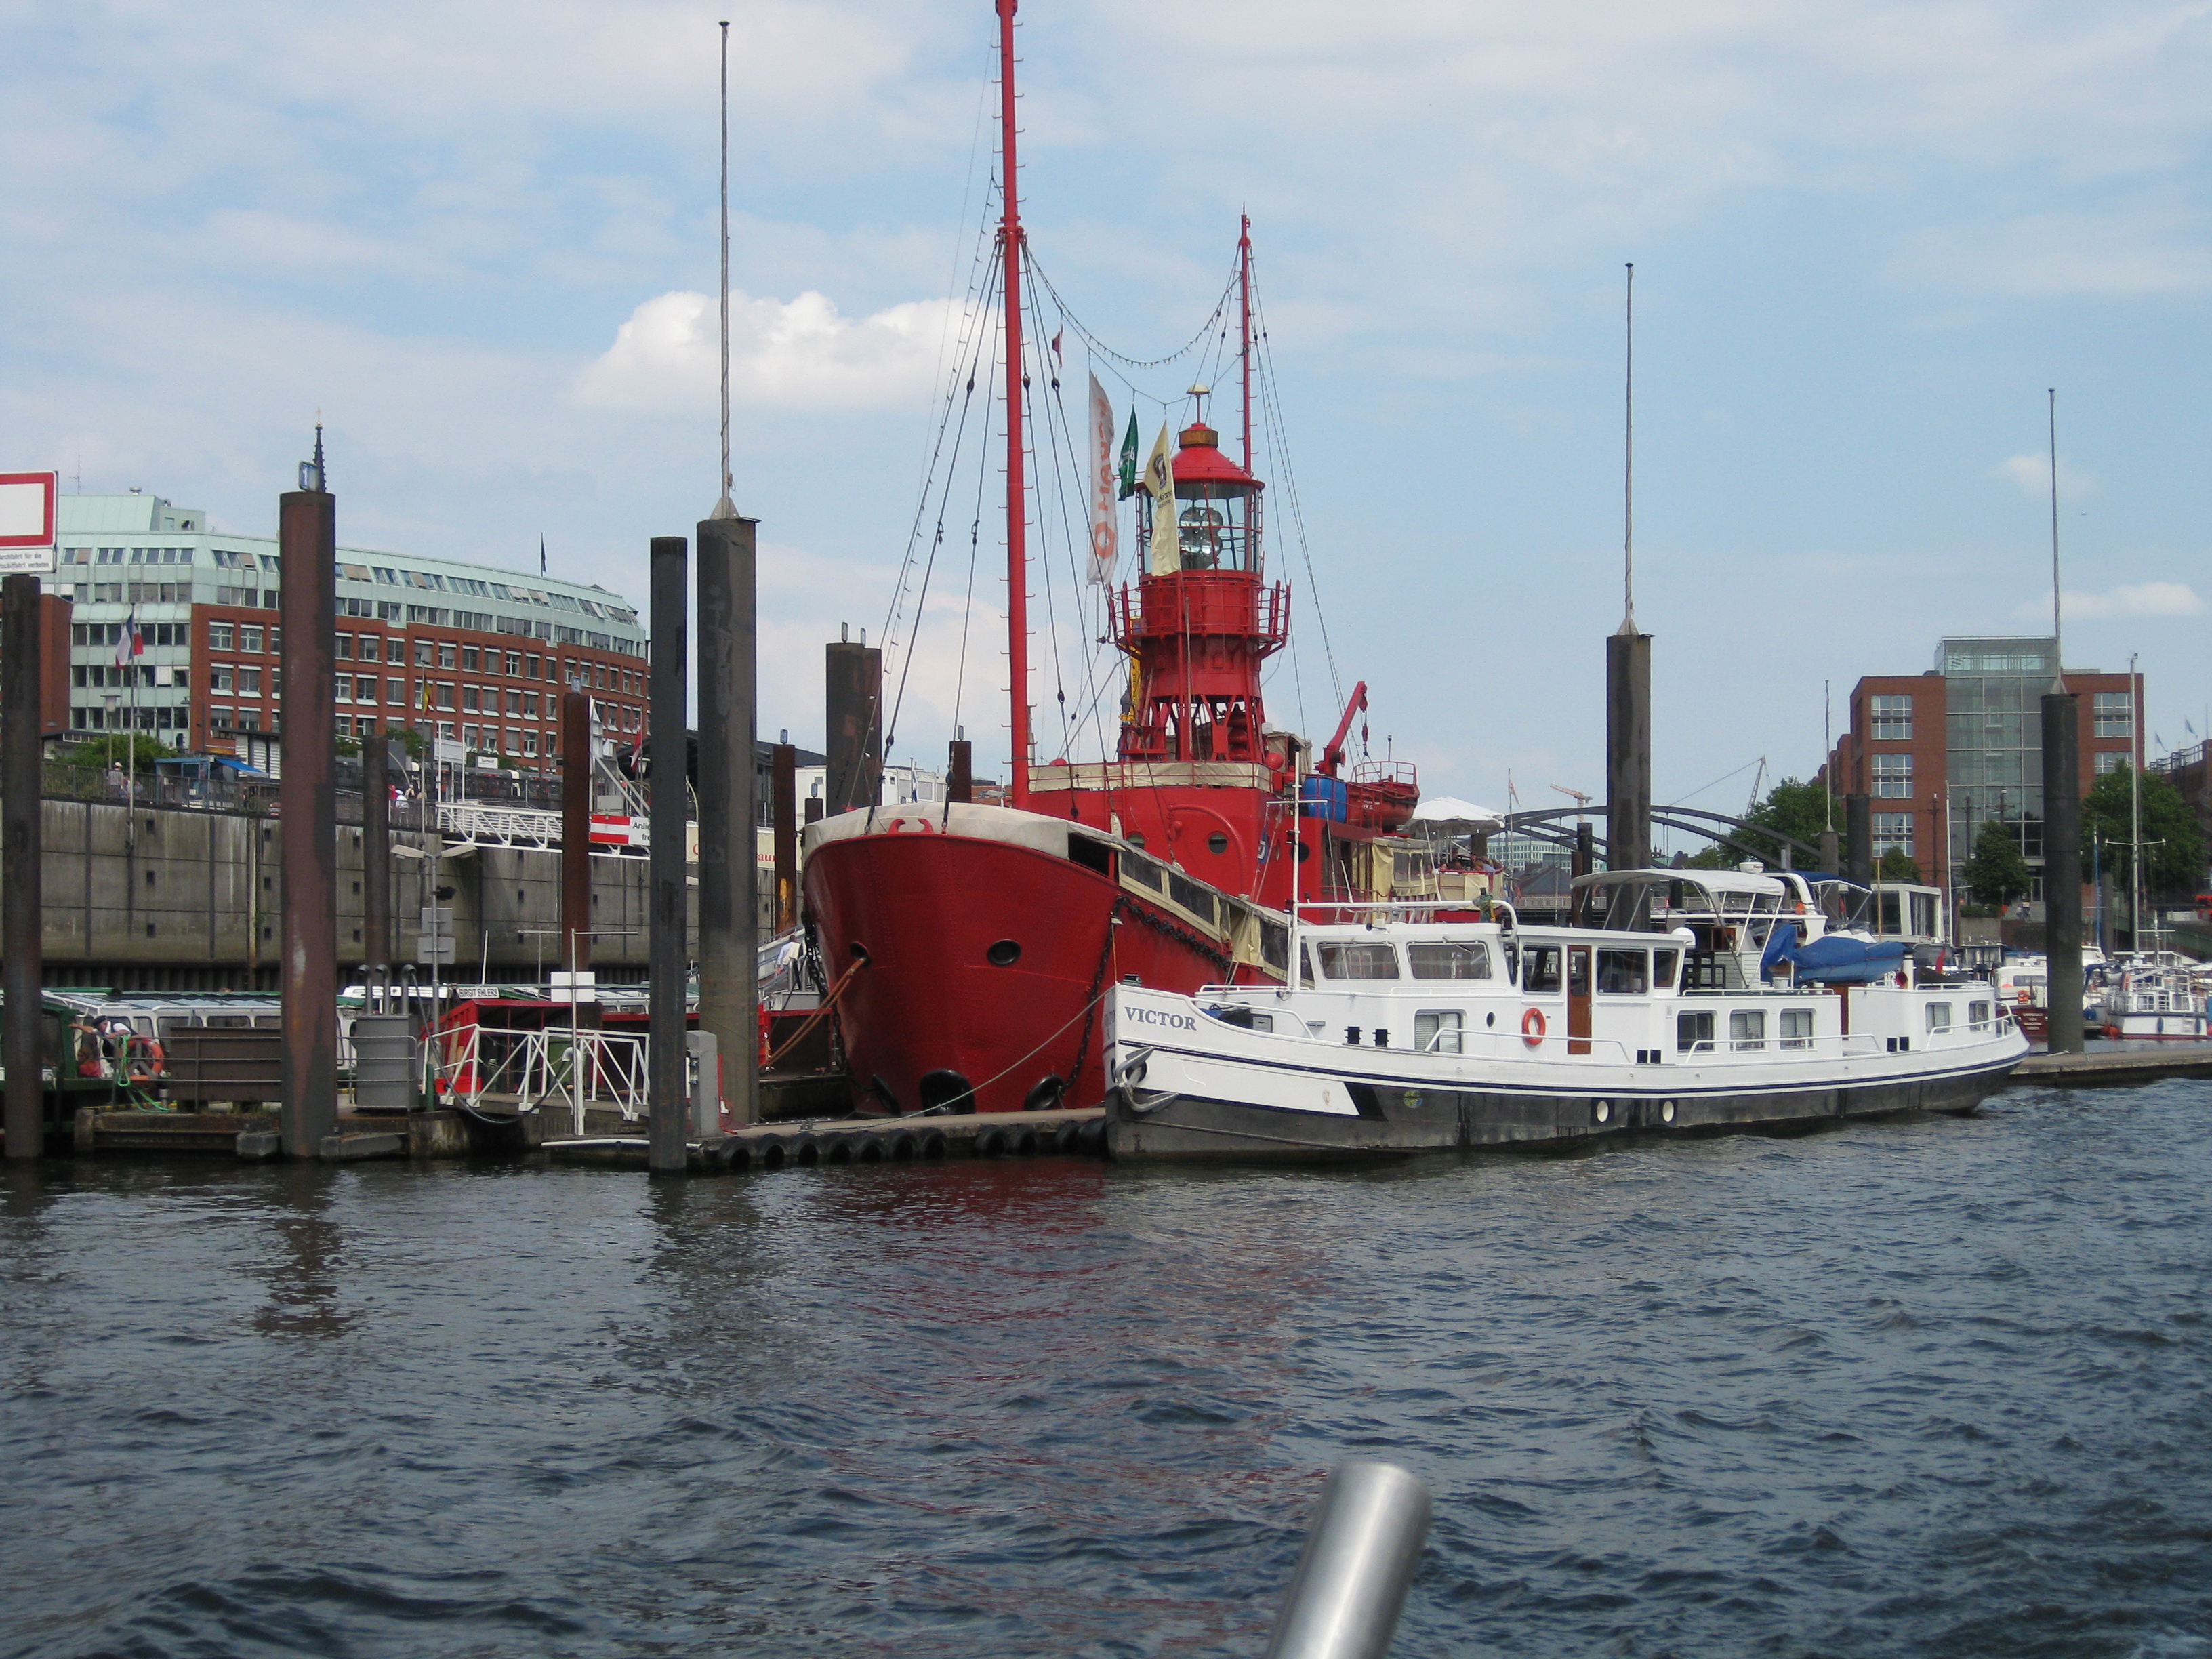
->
1162, 422, 1263, 575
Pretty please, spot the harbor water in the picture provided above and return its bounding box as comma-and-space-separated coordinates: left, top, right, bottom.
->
3, 1081, 2209, 1657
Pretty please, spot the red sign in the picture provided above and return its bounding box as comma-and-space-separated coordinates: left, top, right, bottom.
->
0, 471, 58, 572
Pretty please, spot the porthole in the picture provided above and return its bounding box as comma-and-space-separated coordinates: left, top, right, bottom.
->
1593, 1100, 1612, 1125
1207, 832, 1229, 855
987, 939, 1022, 967
1128, 833, 1146, 849
1660, 1100, 1677, 1124
1295, 841, 1311, 862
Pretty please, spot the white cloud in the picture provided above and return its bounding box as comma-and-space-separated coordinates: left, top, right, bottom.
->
2013, 582, 2206, 621
1896, 207, 2212, 298
573, 288, 974, 413
1994, 453, 2097, 499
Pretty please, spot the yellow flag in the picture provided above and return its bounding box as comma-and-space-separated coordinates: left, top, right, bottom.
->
1143, 423, 1179, 575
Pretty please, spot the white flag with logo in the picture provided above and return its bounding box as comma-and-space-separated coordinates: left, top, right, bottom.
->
1143, 423, 1179, 575
1086, 373, 1118, 584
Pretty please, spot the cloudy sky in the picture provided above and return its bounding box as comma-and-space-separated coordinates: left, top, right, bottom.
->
6, 0, 2210, 832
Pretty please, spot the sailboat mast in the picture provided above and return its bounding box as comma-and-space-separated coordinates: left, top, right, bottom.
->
997, 0, 1031, 808
1239, 213, 1254, 471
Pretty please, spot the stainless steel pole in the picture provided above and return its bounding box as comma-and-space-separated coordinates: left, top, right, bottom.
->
1263, 1460, 1432, 1659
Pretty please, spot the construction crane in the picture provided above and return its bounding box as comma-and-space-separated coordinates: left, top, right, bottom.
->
1551, 783, 1594, 815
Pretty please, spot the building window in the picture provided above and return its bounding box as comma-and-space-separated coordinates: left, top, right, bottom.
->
523, 731, 538, 757
208, 665, 234, 692
386, 678, 404, 704
2093, 691, 2133, 737
1871, 695, 1912, 740
241, 626, 263, 653
209, 622, 234, 650
524, 692, 539, 718
334, 675, 352, 703
2093, 750, 2127, 775
415, 639, 434, 667
336, 634, 353, 659
1871, 753, 1913, 798
438, 643, 457, 669
358, 636, 380, 662
504, 651, 521, 676
1872, 812, 1914, 855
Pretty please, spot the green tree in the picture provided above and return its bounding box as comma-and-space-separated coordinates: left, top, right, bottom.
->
1875, 845, 1923, 884
58, 734, 176, 771
2084, 766, 2205, 896
1738, 777, 1832, 867
1965, 819, 2030, 907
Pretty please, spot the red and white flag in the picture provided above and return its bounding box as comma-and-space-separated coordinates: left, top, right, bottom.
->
1086, 373, 1118, 585
114, 610, 143, 668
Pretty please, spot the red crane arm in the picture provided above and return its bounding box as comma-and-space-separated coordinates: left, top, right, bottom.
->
1318, 681, 1368, 777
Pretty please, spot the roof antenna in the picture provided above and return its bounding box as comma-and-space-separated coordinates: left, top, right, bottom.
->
709, 20, 738, 521
300, 411, 327, 493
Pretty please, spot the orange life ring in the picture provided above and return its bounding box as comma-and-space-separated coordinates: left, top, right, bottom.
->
2015, 987, 2031, 1004
1521, 1007, 1546, 1049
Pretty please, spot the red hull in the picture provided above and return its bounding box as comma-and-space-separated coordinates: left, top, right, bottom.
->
804, 830, 1240, 1115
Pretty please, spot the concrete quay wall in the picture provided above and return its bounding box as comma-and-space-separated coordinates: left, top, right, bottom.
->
0, 797, 689, 990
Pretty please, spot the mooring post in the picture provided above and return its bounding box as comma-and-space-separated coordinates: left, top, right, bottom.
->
696, 514, 757, 1131
647, 536, 689, 1172
560, 687, 597, 1029
947, 737, 972, 806
1572, 820, 1593, 881
362, 726, 390, 985
771, 742, 797, 933
279, 474, 339, 1158
1605, 626, 1652, 874
824, 634, 882, 815
2041, 688, 2085, 1052
1819, 827, 1839, 875
1844, 793, 1872, 886
3, 574, 45, 1161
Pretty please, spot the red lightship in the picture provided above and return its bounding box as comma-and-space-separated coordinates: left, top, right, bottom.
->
801, 0, 1422, 1116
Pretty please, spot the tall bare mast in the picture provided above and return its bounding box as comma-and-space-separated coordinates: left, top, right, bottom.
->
711, 20, 737, 520
1239, 214, 1254, 471
996, 0, 1031, 808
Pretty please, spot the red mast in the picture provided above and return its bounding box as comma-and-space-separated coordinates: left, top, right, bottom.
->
997, 0, 1031, 809
1239, 213, 1253, 470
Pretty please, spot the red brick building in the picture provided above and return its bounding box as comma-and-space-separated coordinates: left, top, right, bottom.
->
1822, 636, 2141, 907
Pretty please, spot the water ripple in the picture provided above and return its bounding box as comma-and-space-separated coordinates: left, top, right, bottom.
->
3, 1081, 2210, 1656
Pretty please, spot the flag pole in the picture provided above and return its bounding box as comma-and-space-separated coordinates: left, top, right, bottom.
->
710, 19, 737, 520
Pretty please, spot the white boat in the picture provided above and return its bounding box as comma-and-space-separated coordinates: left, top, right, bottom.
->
1105, 869, 2027, 1160
2095, 958, 2209, 1041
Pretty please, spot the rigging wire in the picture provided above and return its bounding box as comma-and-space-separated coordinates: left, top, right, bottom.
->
1247, 245, 1342, 716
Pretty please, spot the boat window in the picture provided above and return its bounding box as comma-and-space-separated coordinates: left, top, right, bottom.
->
1780, 1008, 1813, 1049
1300, 944, 1316, 988
1877, 893, 1903, 935
1595, 949, 1647, 994
1067, 835, 1113, 878
1414, 1010, 1463, 1054
1677, 1010, 1715, 1052
1912, 893, 1939, 937
1315, 942, 1400, 981
1408, 940, 1490, 980
1261, 921, 1289, 974
1729, 1008, 1766, 1051
1168, 870, 1216, 926
1122, 852, 1164, 893
1651, 949, 1680, 991
1521, 945, 1562, 994
1969, 1000, 1991, 1028
1925, 1002, 1952, 1034
1566, 948, 1591, 1000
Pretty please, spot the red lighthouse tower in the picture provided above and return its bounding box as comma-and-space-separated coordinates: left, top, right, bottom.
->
1110, 421, 1288, 766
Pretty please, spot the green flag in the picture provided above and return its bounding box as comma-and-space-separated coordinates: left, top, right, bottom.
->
1117, 408, 1141, 499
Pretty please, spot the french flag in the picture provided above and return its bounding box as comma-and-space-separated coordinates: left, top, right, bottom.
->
114, 610, 144, 668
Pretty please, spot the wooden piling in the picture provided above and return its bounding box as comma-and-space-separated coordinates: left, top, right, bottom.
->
278, 483, 339, 1158
3, 574, 44, 1160
696, 514, 757, 1129
647, 536, 689, 1172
